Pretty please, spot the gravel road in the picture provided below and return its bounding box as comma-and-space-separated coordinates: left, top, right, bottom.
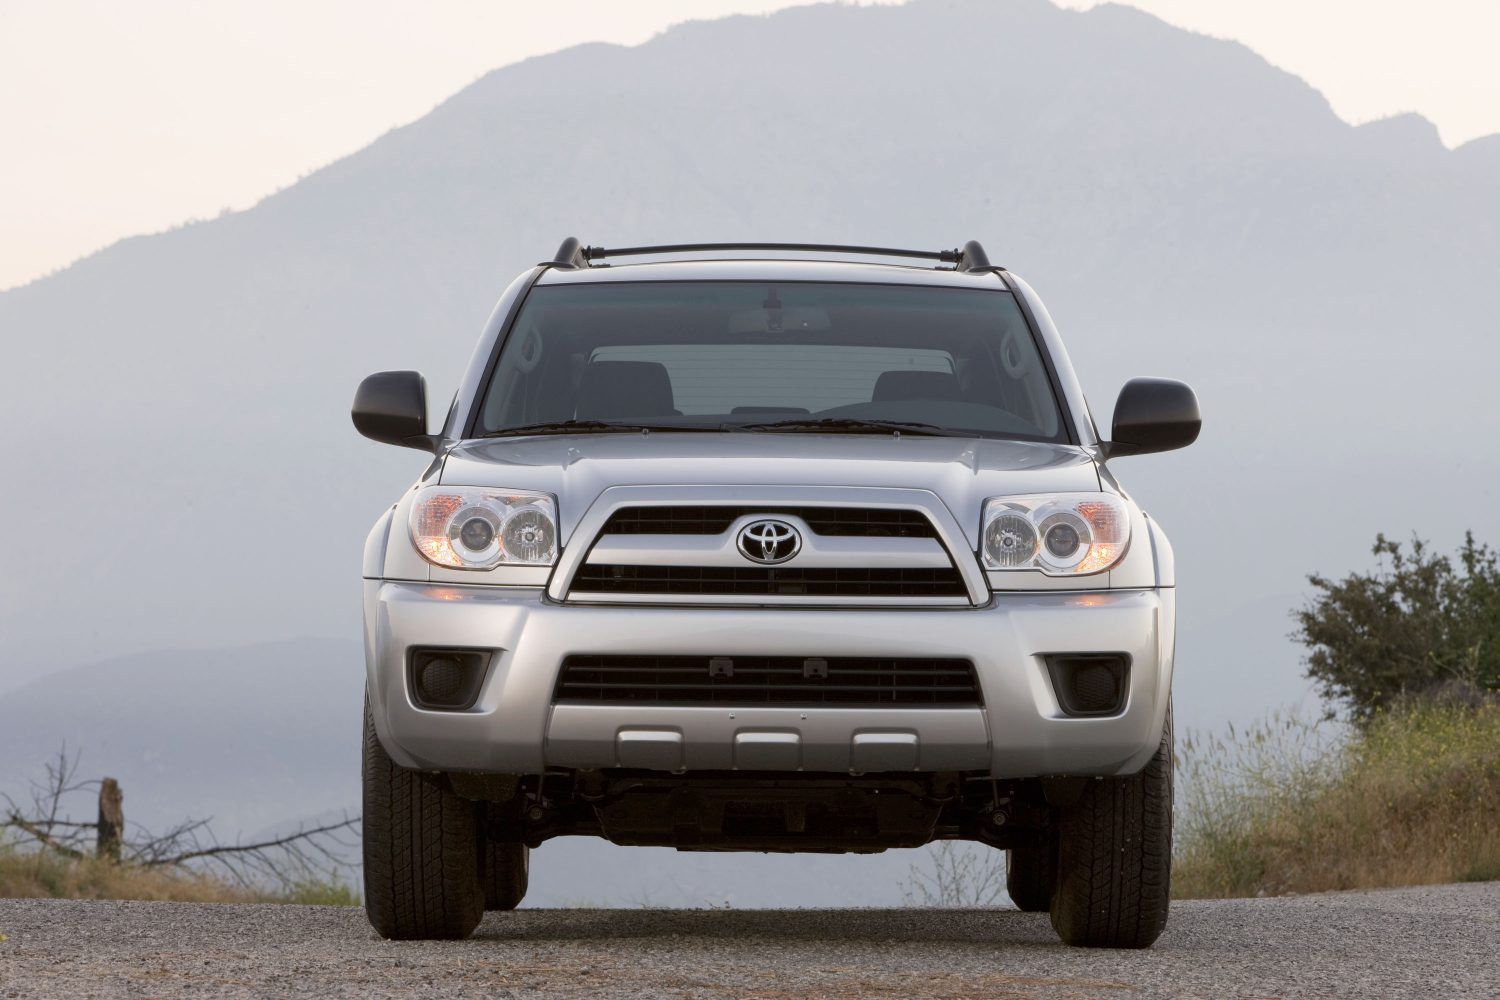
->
1, 882, 1496, 998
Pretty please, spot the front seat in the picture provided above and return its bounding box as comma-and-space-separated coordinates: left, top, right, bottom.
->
872, 370, 962, 402
575, 360, 677, 419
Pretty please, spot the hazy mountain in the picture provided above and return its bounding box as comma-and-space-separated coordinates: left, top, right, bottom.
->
2, 0, 1498, 901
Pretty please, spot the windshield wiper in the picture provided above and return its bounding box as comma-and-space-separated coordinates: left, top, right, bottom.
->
479, 420, 721, 438
731, 417, 965, 437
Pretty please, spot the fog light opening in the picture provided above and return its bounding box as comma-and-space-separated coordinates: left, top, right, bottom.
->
408, 649, 489, 710
1043, 653, 1130, 717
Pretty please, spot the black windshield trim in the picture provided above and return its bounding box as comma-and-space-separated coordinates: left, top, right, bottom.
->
459, 264, 549, 441
994, 271, 1080, 446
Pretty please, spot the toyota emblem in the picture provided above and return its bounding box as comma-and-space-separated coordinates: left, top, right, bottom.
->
736, 519, 802, 565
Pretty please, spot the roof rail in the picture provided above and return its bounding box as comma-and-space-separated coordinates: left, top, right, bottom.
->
954, 239, 1005, 274
550, 236, 590, 269
547, 239, 1002, 271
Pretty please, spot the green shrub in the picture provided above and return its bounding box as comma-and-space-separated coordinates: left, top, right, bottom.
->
1296, 533, 1499, 721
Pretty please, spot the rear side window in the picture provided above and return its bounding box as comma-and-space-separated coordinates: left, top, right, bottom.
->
476, 281, 1065, 441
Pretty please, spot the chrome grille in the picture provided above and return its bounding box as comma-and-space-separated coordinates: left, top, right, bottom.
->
560, 497, 978, 606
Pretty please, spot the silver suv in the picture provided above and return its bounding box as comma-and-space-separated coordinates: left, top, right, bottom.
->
353, 239, 1199, 947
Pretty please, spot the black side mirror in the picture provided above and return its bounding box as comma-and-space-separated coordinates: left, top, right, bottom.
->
352, 370, 439, 452
1105, 377, 1201, 457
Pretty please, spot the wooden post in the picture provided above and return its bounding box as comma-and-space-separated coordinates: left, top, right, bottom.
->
97, 778, 123, 863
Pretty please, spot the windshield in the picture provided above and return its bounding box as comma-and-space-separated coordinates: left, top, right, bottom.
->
474, 281, 1066, 441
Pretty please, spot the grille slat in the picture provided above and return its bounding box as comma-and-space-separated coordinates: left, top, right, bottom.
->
600, 506, 936, 538
572, 565, 966, 597
554, 655, 983, 706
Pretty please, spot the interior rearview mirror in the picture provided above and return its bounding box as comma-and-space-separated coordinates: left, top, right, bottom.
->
351, 370, 439, 451
1106, 377, 1200, 457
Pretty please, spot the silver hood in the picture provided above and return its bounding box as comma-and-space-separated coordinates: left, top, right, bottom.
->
440, 433, 1100, 548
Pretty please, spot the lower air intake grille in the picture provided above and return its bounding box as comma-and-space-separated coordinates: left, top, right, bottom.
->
554, 655, 982, 706
571, 565, 967, 597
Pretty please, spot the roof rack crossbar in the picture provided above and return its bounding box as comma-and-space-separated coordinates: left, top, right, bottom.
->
583, 242, 964, 264
548, 238, 1002, 272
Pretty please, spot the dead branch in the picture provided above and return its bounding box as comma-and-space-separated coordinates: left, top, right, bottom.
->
140, 816, 359, 868
3, 746, 361, 892
2, 812, 86, 860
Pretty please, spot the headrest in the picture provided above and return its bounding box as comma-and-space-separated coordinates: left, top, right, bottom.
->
576, 360, 676, 419
872, 370, 962, 402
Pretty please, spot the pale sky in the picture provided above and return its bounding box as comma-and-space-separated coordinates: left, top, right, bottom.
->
2, 0, 1497, 292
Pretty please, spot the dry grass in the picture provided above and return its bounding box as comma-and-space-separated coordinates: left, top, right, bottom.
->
1174, 699, 1500, 898
0, 842, 359, 905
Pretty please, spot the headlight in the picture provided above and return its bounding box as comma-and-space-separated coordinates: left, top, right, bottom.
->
981, 493, 1129, 576
409, 486, 558, 569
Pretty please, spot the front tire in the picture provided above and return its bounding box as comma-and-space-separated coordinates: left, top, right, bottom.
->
1049, 709, 1173, 948
362, 699, 485, 940
480, 806, 529, 911
1006, 841, 1057, 913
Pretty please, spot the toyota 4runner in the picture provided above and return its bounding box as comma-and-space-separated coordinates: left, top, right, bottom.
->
353, 239, 1200, 947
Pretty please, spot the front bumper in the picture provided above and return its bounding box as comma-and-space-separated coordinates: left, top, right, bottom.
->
364, 582, 1175, 778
